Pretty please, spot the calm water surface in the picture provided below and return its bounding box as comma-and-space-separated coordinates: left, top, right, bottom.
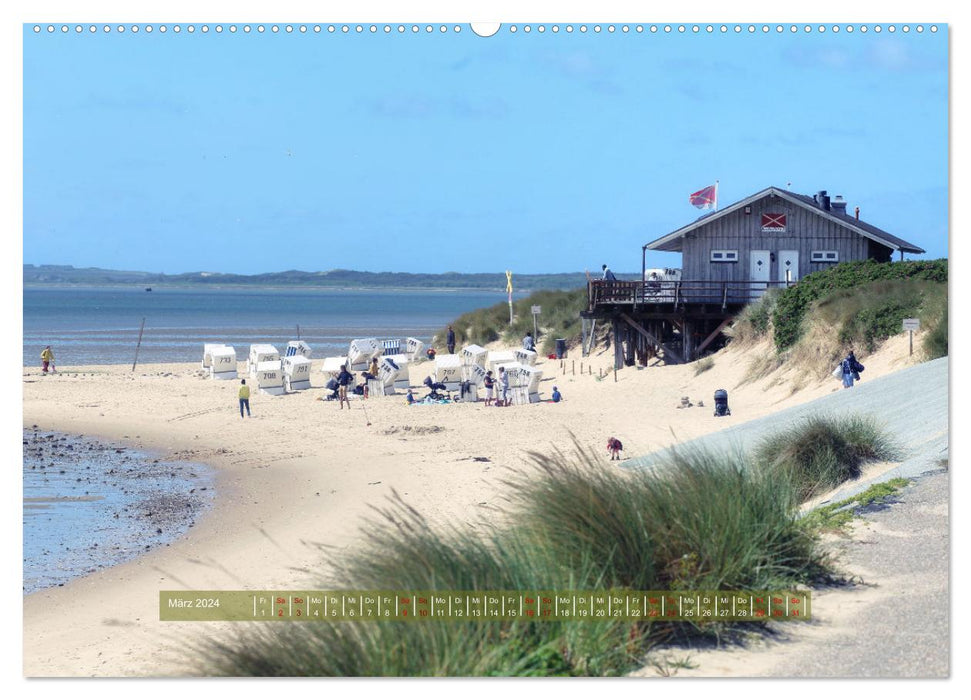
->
23, 286, 516, 365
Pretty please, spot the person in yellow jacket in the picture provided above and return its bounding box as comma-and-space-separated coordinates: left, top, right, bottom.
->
41, 346, 55, 374
239, 379, 251, 418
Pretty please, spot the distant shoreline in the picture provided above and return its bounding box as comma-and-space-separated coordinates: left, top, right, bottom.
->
23, 282, 527, 293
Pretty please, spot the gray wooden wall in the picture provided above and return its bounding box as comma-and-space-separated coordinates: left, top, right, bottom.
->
681, 193, 890, 282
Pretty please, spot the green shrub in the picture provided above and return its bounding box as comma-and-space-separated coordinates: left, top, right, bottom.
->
923, 304, 948, 359
731, 289, 779, 343
753, 415, 900, 502
772, 259, 948, 352
193, 444, 831, 677
436, 288, 588, 355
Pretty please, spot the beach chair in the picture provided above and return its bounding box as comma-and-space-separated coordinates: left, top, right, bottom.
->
283, 354, 312, 391
513, 348, 538, 366
254, 360, 285, 396
286, 340, 312, 359
434, 353, 463, 392
405, 337, 425, 361
248, 344, 280, 377
209, 346, 238, 380
348, 338, 381, 372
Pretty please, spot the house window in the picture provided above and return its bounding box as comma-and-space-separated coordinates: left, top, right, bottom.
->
811, 250, 839, 263
761, 213, 787, 232
710, 250, 739, 262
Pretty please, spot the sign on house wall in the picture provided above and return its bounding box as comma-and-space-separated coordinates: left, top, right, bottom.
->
761, 213, 787, 232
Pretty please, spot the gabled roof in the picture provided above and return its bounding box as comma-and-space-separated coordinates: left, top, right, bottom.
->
644, 186, 926, 254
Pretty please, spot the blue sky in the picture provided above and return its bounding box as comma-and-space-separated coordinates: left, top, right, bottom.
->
21, 14, 949, 275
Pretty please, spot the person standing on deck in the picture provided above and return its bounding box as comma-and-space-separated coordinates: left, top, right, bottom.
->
601, 264, 617, 281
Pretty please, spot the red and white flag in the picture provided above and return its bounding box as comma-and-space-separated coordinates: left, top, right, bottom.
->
689, 183, 717, 210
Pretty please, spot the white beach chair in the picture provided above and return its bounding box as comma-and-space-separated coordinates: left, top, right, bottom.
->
379, 355, 410, 391
248, 344, 280, 377
487, 350, 517, 378
254, 359, 285, 396
282, 354, 312, 392
321, 356, 348, 381
202, 343, 227, 369
460, 344, 488, 378
209, 345, 238, 380
347, 338, 381, 371
513, 348, 538, 366
509, 364, 543, 404
434, 353, 463, 392
286, 340, 312, 359
405, 337, 425, 361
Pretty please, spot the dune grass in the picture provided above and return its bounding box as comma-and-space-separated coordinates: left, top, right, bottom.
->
192, 441, 837, 677
753, 415, 901, 502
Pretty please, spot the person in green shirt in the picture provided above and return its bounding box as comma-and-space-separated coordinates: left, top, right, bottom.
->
239, 379, 251, 418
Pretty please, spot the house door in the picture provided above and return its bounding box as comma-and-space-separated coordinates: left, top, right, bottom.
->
778, 250, 799, 285
749, 250, 770, 299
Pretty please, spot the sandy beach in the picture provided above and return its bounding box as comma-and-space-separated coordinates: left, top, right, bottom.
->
22, 333, 927, 677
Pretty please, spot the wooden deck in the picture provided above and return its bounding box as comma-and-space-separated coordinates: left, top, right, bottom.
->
583, 279, 796, 367
586, 279, 793, 312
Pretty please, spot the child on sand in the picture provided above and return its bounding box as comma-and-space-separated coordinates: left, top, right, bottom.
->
607, 437, 623, 461
551, 386, 562, 403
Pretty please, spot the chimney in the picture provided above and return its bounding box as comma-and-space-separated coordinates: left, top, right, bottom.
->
855, 206, 860, 220
816, 190, 831, 210
831, 195, 847, 215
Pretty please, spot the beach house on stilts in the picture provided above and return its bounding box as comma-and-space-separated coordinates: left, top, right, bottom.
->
583, 186, 926, 369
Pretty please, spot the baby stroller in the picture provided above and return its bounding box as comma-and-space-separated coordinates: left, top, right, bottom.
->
713, 389, 730, 417
423, 375, 449, 400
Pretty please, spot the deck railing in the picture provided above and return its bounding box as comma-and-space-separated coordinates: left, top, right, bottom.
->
588, 279, 794, 311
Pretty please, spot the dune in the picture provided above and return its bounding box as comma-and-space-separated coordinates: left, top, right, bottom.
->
21, 331, 929, 676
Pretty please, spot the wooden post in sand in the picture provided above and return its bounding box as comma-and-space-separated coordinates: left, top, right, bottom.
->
572, 361, 575, 376
132, 317, 146, 372
614, 367, 617, 382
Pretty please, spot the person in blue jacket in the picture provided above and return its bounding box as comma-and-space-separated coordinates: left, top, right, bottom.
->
551, 386, 562, 403
841, 350, 864, 389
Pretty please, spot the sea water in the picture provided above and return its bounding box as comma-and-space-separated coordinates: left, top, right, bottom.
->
22, 429, 215, 594
23, 286, 518, 366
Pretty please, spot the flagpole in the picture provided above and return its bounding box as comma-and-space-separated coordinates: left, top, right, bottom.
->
714, 180, 719, 212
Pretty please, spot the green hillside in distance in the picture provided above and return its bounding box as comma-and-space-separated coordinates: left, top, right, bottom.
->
23, 264, 641, 290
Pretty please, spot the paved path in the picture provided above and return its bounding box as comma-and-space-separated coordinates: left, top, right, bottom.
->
625, 356, 949, 502
627, 357, 950, 678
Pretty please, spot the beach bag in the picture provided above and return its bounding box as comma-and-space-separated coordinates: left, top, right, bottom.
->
832, 365, 842, 379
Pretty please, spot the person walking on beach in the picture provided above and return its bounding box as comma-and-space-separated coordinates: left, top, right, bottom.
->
40, 346, 55, 374
446, 326, 456, 355
601, 264, 617, 281
337, 364, 353, 409
522, 332, 535, 352
483, 370, 495, 406
498, 366, 510, 407
238, 379, 251, 418
840, 349, 865, 389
